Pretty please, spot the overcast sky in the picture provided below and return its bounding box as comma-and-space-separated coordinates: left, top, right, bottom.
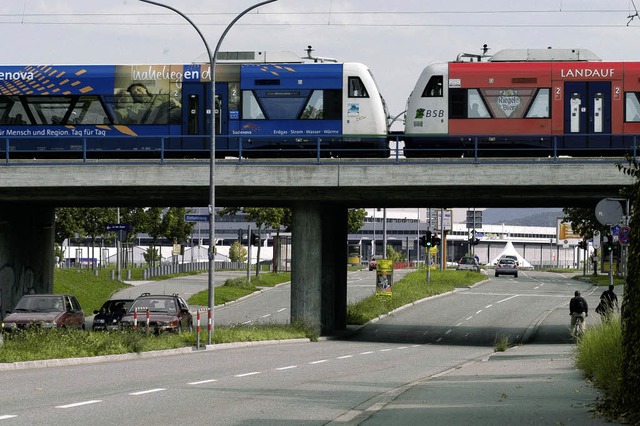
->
2, 0, 640, 121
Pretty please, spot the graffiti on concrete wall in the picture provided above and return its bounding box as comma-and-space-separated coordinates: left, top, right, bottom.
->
0, 263, 37, 319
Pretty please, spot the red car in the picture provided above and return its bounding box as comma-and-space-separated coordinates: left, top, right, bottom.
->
119, 293, 193, 334
1, 294, 85, 332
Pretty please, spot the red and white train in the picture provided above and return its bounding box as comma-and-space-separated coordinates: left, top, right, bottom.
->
403, 48, 640, 157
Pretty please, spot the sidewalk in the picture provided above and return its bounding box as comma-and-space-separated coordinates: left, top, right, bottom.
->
359, 343, 611, 425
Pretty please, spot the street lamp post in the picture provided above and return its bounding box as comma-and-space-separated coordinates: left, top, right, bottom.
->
139, 0, 278, 345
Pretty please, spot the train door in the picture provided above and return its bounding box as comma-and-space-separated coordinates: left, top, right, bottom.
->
180, 82, 228, 155
563, 82, 611, 149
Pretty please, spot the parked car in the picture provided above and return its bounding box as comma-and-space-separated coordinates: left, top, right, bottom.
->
495, 258, 518, 278
369, 258, 377, 271
92, 298, 134, 331
119, 293, 193, 334
1, 294, 85, 332
456, 256, 481, 272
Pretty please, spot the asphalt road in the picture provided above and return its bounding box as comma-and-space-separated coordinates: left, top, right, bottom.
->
1, 268, 617, 425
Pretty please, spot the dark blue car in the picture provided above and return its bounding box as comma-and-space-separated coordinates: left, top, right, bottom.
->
92, 299, 134, 331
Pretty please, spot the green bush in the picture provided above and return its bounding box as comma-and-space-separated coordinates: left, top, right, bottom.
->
575, 315, 624, 411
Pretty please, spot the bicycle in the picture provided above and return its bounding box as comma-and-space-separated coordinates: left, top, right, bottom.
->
571, 312, 586, 340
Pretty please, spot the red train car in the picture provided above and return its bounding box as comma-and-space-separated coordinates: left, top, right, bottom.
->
404, 48, 640, 157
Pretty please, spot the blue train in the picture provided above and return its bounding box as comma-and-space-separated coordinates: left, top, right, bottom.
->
0, 51, 389, 159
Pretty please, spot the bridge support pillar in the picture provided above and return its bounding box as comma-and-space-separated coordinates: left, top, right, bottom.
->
291, 202, 347, 336
0, 206, 55, 318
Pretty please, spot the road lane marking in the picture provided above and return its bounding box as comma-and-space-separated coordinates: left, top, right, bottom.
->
0, 415, 17, 420
188, 379, 218, 385
276, 365, 297, 371
497, 295, 518, 303
455, 322, 463, 326
129, 389, 165, 396
360, 351, 374, 355
397, 346, 408, 350
445, 330, 452, 335
260, 314, 271, 318
379, 349, 392, 352
337, 355, 353, 359
436, 337, 443, 342
476, 310, 483, 314
235, 372, 261, 377
485, 304, 493, 308
56, 400, 102, 408
465, 316, 473, 321
276, 308, 287, 313
309, 359, 328, 364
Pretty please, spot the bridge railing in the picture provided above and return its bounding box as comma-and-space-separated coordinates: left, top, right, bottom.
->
2, 133, 638, 165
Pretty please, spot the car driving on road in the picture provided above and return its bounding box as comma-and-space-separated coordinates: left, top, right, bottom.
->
495, 258, 518, 278
456, 256, 481, 272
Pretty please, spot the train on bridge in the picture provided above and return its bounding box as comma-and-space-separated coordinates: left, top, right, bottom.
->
1, 47, 640, 159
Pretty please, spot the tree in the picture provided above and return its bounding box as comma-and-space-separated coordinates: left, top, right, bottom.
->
161, 207, 195, 264
77, 207, 117, 269
229, 241, 247, 263
616, 157, 640, 423
347, 208, 367, 234
143, 207, 164, 269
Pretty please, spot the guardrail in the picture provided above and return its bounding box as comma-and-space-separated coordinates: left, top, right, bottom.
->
1, 133, 638, 165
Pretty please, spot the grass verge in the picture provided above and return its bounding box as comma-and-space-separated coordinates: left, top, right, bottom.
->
575, 315, 625, 421
347, 269, 487, 325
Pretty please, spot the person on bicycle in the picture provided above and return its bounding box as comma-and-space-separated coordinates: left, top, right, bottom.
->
570, 290, 589, 336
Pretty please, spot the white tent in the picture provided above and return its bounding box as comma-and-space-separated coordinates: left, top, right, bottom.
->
489, 241, 532, 268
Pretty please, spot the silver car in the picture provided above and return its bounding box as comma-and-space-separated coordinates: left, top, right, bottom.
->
495, 258, 518, 278
456, 256, 481, 272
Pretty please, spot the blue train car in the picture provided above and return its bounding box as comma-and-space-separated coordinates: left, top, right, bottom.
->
0, 52, 389, 159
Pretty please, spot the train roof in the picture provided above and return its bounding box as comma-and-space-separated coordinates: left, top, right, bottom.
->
488, 48, 601, 62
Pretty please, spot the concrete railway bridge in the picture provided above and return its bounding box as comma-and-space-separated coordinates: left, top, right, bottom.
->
0, 157, 633, 334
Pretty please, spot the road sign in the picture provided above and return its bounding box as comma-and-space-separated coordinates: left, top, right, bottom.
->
106, 223, 130, 231
619, 226, 631, 245
185, 214, 209, 222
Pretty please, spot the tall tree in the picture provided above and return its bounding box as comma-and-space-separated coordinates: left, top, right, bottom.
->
77, 207, 117, 269
161, 207, 195, 264
616, 158, 640, 423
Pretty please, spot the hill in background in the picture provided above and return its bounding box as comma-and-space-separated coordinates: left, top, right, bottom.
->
482, 208, 563, 227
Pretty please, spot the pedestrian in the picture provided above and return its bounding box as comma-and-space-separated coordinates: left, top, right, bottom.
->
569, 290, 588, 337
596, 285, 619, 320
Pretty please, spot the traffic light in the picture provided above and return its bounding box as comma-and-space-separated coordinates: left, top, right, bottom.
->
577, 240, 586, 250
468, 237, 480, 246
425, 230, 432, 247
604, 235, 614, 252
419, 235, 427, 247
250, 232, 259, 246
431, 234, 441, 246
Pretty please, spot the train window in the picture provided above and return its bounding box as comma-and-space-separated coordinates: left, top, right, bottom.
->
526, 89, 550, 118
242, 91, 265, 119
254, 90, 309, 120
468, 90, 490, 118
69, 96, 109, 125
301, 91, 324, 119
0, 96, 29, 124
482, 88, 536, 119
300, 90, 342, 120
449, 89, 466, 118
348, 77, 369, 98
421, 76, 444, 98
625, 93, 640, 122
108, 92, 180, 125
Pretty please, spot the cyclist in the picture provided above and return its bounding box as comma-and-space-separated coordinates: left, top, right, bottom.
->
570, 290, 589, 337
